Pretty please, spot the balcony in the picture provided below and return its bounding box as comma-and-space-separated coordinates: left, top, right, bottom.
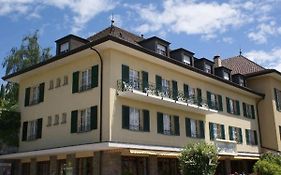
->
215, 139, 237, 156
116, 80, 218, 115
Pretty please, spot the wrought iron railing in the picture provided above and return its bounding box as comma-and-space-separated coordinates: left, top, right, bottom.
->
117, 79, 218, 110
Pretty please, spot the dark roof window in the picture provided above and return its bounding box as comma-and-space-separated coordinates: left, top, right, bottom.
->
156, 43, 167, 56
60, 42, 69, 54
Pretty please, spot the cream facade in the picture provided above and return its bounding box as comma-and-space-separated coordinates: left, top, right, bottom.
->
0, 27, 269, 175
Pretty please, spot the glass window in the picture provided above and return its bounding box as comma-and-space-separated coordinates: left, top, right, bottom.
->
158, 158, 179, 175
122, 157, 148, 175
63, 76, 68, 86
204, 64, 212, 73
227, 98, 240, 115
129, 107, 143, 131
156, 44, 167, 56
223, 71, 230, 80
60, 42, 69, 53
210, 123, 224, 140
22, 163, 30, 175
81, 69, 92, 91
246, 129, 258, 145
78, 108, 91, 132
49, 80, 54, 90
54, 114, 59, 125
161, 79, 170, 98
190, 119, 202, 138
27, 120, 37, 141
183, 55, 191, 65
47, 116, 52, 127
229, 126, 242, 144
56, 78, 61, 88
239, 78, 244, 86
163, 114, 176, 135
274, 88, 281, 111
57, 159, 66, 175
279, 126, 281, 140
129, 69, 140, 90
61, 113, 67, 124
76, 157, 93, 175
30, 86, 39, 105
37, 161, 50, 175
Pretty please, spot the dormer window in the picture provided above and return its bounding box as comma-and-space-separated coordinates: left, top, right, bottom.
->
183, 55, 191, 65
204, 64, 212, 74
156, 44, 167, 56
239, 78, 244, 86
223, 71, 230, 80
60, 42, 69, 54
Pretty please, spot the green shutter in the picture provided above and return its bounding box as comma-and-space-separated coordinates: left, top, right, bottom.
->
185, 118, 191, 137
39, 83, 45, 103
71, 110, 78, 133
156, 75, 162, 94
239, 128, 243, 144
90, 106, 98, 130
157, 112, 163, 134
172, 80, 178, 100
251, 105, 256, 119
229, 126, 233, 140
221, 125, 225, 139
207, 91, 212, 109
226, 97, 230, 113
24, 87, 30, 106
197, 88, 202, 106
274, 88, 281, 111
122, 106, 129, 129
254, 130, 258, 145
22, 122, 28, 141
174, 116, 180, 136
142, 71, 148, 93
246, 129, 250, 145
199, 121, 205, 138
243, 102, 247, 117
143, 109, 150, 132
91, 65, 99, 88
209, 123, 214, 140
236, 101, 240, 115
72, 71, 79, 93
36, 118, 43, 139
183, 84, 189, 100
218, 95, 223, 111
122, 64, 129, 83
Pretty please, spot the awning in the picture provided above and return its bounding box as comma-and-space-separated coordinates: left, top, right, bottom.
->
129, 149, 180, 157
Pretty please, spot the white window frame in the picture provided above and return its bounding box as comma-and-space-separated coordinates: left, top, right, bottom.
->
239, 78, 244, 86
80, 69, 92, 91
30, 86, 39, 105
190, 119, 201, 138
223, 71, 230, 80
204, 64, 212, 73
183, 55, 191, 65
27, 120, 37, 141
213, 123, 223, 140
78, 108, 91, 132
129, 69, 140, 90
129, 107, 143, 131
156, 44, 167, 56
60, 42, 69, 53
161, 79, 170, 98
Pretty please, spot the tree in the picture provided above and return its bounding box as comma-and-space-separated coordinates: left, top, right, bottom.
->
179, 142, 218, 175
253, 153, 281, 175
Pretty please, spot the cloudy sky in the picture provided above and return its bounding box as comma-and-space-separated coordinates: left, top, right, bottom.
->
1, 0, 281, 83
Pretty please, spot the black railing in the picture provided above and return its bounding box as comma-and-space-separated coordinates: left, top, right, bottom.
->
117, 79, 218, 110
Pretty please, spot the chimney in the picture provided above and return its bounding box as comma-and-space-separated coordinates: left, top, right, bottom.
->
214, 55, 222, 67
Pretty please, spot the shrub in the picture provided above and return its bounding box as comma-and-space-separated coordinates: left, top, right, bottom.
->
253, 153, 281, 175
179, 142, 218, 175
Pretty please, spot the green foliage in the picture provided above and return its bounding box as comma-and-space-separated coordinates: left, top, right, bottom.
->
253, 153, 281, 175
179, 142, 218, 175
0, 110, 20, 146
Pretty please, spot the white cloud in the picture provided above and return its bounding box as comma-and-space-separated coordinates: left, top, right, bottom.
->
248, 21, 281, 44
222, 37, 234, 44
245, 48, 281, 71
0, 0, 117, 33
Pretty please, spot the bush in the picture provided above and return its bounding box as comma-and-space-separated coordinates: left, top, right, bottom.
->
179, 142, 218, 175
253, 153, 281, 175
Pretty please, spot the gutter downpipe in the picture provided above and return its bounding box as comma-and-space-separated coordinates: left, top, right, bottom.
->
256, 95, 265, 155
90, 47, 103, 175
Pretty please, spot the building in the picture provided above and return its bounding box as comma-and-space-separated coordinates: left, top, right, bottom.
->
1, 25, 279, 175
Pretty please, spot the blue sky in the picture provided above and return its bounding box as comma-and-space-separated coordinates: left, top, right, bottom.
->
1, 0, 281, 84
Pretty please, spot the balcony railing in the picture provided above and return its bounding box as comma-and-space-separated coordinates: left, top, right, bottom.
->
117, 79, 218, 111
215, 139, 237, 156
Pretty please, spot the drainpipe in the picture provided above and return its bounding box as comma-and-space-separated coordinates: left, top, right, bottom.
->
90, 47, 103, 175
256, 96, 265, 154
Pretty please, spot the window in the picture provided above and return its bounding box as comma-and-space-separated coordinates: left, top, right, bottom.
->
161, 79, 170, 98
54, 114, 59, 125
122, 106, 150, 132
37, 161, 50, 175
21, 163, 30, 175
80, 69, 92, 91
60, 42, 69, 53
274, 88, 281, 111
156, 44, 167, 56
158, 158, 179, 175
183, 55, 191, 65
246, 129, 258, 145
229, 126, 242, 144
204, 64, 212, 73
209, 122, 225, 140
56, 78, 61, 88
226, 97, 240, 115
279, 126, 281, 140
129, 69, 140, 90
243, 103, 255, 119
47, 116, 52, 127
207, 91, 223, 111
223, 71, 230, 80
122, 157, 148, 175
25, 83, 45, 106
49, 80, 54, 90
57, 159, 66, 175
30, 86, 39, 105
22, 118, 42, 141
76, 157, 93, 175
63, 76, 68, 86
185, 118, 204, 138
239, 78, 244, 86
78, 108, 91, 132
61, 113, 67, 124
157, 112, 179, 136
